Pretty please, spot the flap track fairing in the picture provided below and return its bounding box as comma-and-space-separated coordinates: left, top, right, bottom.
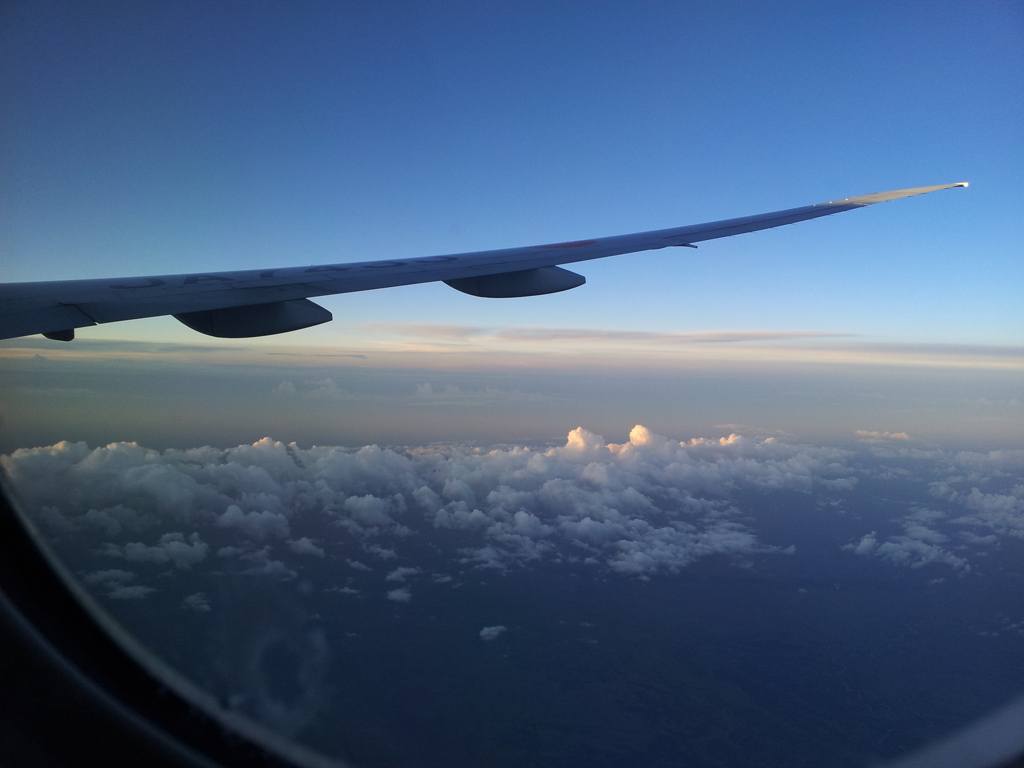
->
444, 266, 585, 298
173, 299, 332, 338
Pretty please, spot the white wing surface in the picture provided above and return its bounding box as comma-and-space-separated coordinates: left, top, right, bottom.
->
0, 183, 967, 341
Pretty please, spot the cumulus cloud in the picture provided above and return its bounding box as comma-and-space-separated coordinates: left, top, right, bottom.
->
9, 423, 1024, 611
479, 625, 507, 641
0, 438, 313, 533
411, 426, 859, 573
949, 486, 1024, 540
326, 585, 360, 595
924, 450, 1024, 541
839, 443, 1024, 574
951, 449, 1024, 481
217, 505, 290, 540
3, 427, 867, 581
288, 537, 325, 557
273, 380, 298, 397
851, 507, 971, 569
364, 544, 398, 560
106, 532, 209, 570
385, 567, 421, 582
843, 516, 971, 572
81, 568, 156, 599
342, 495, 394, 528
30, 433, 1000, 606
240, 548, 297, 579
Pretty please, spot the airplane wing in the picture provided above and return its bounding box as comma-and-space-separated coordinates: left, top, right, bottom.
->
0, 182, 967, 342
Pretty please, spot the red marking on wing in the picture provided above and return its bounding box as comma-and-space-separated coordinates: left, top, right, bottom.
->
539, 239, 597, 249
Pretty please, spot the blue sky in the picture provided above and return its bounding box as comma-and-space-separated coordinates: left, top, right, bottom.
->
1, 1, 1022, 447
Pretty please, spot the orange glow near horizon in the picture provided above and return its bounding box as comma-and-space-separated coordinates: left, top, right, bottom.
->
2, 324, 1022, 374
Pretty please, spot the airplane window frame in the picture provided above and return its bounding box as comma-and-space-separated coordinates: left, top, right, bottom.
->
0, 473, 346, 768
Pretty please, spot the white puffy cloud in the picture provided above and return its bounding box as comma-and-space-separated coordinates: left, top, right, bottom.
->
0, 438, 306, 533
3, 427, 868, 579
273, 380, 297, 397
288, 537, 325, 557
836, 444, 1024, 574
238, 547, 297, 579
326, 585, 360, 595
10, 423, 1023, 605
846, 532, 879, 556
843, 504, 976, 572
81, 568, 156, 599
479, 625, 507, 641
364, 544, 398, 560
217, 505, 290, 540
342, 495, 394, 528
921, 450, 1024, 542
844, 456, 1024, 572
106, 532, 209, 570
399, 426, 858, 572
843, 524, 970, 572
949, 486, 1024, 540
385, 567, 421, 582
951, 449, 1024, 481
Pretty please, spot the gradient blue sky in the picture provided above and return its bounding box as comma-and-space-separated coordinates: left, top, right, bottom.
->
4, 10, 1024, 765
1, 1, 1022, 448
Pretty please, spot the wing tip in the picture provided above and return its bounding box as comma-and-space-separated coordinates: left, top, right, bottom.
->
829, 182, 970, 207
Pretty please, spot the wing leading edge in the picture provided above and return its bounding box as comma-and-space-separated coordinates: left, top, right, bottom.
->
0, 182, 967, 341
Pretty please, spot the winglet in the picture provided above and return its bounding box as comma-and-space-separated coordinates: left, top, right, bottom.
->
823, 182, 969, 208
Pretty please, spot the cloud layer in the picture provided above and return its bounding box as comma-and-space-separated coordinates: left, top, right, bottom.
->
3, 428, 1020, 604
3, 428, 857, 586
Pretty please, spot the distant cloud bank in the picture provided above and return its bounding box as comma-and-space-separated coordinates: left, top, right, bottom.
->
855, 430, 911, 441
